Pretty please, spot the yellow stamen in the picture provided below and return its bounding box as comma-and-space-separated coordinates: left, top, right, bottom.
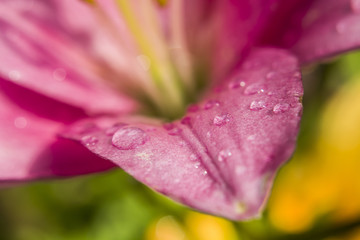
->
115, 0, 186, 118
169, 0, 195, 92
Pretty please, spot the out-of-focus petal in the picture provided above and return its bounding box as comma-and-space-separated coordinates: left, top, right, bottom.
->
0, 0, 136, 114
270, 0, 360, 64
64, 48, 303, 220
183, 0, 281, 80
0, 79, 115, 181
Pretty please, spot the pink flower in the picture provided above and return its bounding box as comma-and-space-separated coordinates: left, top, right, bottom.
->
0, 0, 357, 220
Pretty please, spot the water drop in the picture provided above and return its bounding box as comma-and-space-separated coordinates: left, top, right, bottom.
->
351, 0, 360, 13
163, 123, 175, 130
163, 123, 182, 136
228, 78, 246, 89
180, 116, 192, 127
217, 149, 232, 162
287, 89, 303, 97
249, 100, 266, 111
203, 170, 208, 176
204, 100, 220, 110
112, 127, 148, 150
168, 127, 182, 136
213, 114, 231, 126
244, 83, 265, 95
266, 71, 276, 80
8, 70, 21, 81
14, 117, 27, 129
273, 103, 290, 114
194, 162, 200, 169
187, 104, 199, 112
105, 123, 127, 136
293, 71, 301, 78
53, 68, 67, 81
228, 81, 240, 89
190, 154, 198, 161
82, 135, 98, 147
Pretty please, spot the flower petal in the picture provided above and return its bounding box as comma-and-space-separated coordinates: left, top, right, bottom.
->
0, 0, 135, 114
274, 0, 360, 64
0, 78, 115, 181
64, 48, 303, 220
184, 0, 281, 80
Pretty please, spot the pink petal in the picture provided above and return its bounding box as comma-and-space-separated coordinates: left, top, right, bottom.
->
0, 0, 136, 114
271, 0, 360, 64
184, 0, 282, 80
64, 49, 303, 220
0, 78, 115, 181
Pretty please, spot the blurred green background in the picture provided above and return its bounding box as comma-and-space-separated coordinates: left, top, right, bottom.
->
2, 51, 360, 240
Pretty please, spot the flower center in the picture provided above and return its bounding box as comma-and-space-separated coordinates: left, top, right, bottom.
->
83, 0, 209, 120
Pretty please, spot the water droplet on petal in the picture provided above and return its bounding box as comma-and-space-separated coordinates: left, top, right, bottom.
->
287, 89, 303, 97
217, 149, 232, 162
203, 170, 208, 175
228, 78, 246, 89
163, 123, 175, 130
213, 114, 231, 126
351, 0, 360, 13
204, 100, 220, 110
273, 103, 290, 114
190, 154, 198, 161
168, 127, 182, 136
105, 123, 127, 136
163, 123, 182, 136
8, 70, 21, 81
14, 117, 27, 129
82, 135, 98, 147
187, 104, 199, 112
53, 68, 67, 81
194, 162, 200, 169
266, 71, 276, 80
293, 71, 301, 79
228, 81, 240, 89
249, 100, 266, 111
244, 83, 265, 95
112, 127, 148, 150
180, 116, 192, 127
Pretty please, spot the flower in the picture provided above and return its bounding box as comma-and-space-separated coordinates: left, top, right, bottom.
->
0, 0, 357, 220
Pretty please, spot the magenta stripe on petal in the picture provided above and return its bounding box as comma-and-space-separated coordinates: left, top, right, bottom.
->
0, 79, 115, 181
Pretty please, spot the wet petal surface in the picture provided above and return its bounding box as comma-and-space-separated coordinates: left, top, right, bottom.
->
64, 49, 303, 220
